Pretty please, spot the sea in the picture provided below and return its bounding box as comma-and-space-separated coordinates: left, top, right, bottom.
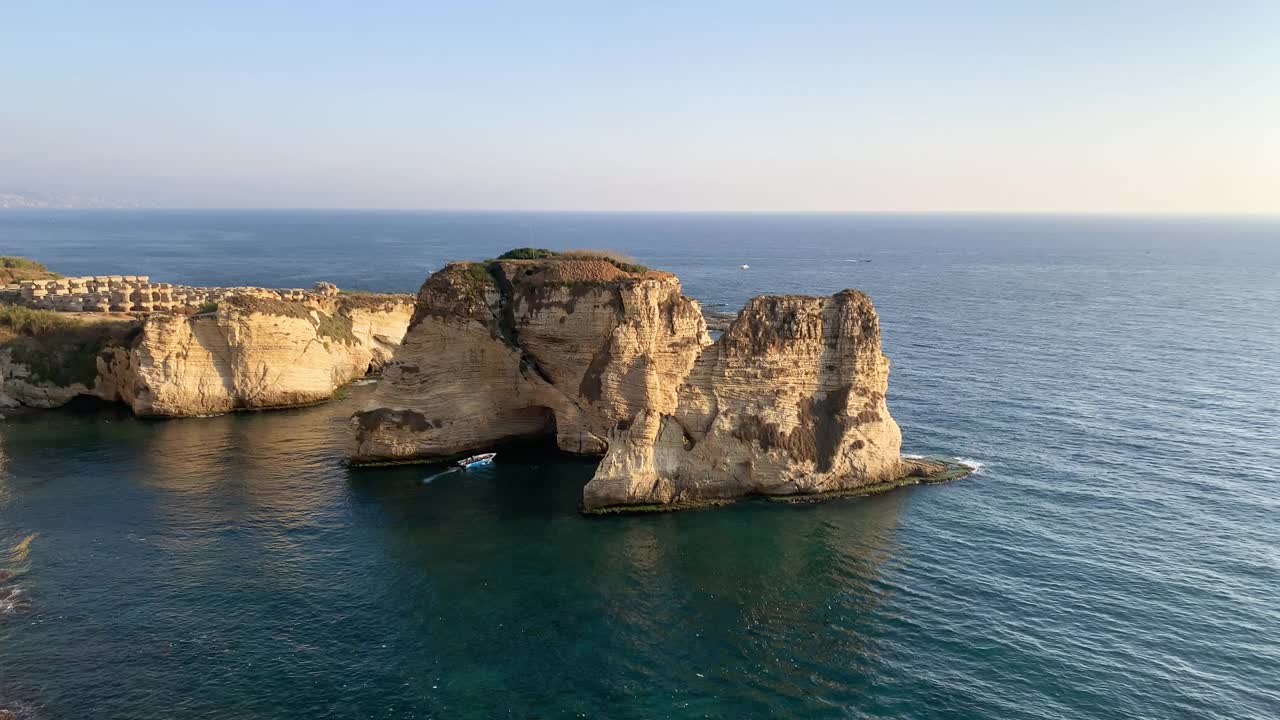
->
0, 211, 1277, 719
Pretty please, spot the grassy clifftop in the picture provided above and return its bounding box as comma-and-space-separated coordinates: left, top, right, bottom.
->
0, 302, 140, 386
0, 256, 63, 284
494, 248, 649, 274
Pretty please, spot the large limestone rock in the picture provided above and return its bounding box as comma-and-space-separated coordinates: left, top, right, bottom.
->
350, 259, 709, 462
585, 290, 904, 508
350, 257, 941, 510
0, 293, 414, 416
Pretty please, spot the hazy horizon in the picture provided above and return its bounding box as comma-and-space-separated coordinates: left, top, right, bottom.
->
5, 204, 1280, 218
3, 2, 1276, 213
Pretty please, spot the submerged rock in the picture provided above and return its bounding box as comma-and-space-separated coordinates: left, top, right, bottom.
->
350, 253, 963, 510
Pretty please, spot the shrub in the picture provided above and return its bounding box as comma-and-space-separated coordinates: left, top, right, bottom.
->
491, 248, 648, 273
559, 248, 636, 264
196, 301, 219, 315
315, 310, 356, 345
336, 292, 413, 312
496, 248, 560, 260
0, 302, 141, 386
462, 262, 496, 289
0, 256, 63, 282
0, 257, 48, 270
0, 302, 82, 338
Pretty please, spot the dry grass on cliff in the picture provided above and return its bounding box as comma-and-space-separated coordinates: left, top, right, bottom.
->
536, 259, 629, 284
336, 291, 413, 312
558, 248, 638, 264
0, 302, 141, 386
559, 249, 649, 274
221, 294, 358, 345
494, 248, 649, 274
0, 256, 62, 283
0, 303, 101, 341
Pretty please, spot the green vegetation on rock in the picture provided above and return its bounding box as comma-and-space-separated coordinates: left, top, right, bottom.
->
462, 262, 497, 290
315, 311, 356, 345
0, 256, 63, 283
0, 302, 141, 386
496, 248, 560, 260
336, 291, 413, 311
492, 248, 649, 274
220, 294, 358, 345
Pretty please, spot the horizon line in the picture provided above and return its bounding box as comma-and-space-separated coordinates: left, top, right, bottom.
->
2, 207, 1278, 218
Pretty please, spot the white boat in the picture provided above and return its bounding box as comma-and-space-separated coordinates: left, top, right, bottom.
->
457, 452, 496, 469
741, 264, 750, 270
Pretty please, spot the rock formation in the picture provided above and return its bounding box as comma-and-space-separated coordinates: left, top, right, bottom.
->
350, 253, 961, 510
1, 288, 413, 415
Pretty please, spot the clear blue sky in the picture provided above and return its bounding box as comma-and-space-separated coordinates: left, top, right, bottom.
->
2, 1, 1275, 211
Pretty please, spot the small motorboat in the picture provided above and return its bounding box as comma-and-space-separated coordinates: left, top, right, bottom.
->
456, 452, 496, 469
741, 264, 750, 270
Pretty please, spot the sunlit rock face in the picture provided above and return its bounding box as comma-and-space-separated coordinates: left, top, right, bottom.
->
348, 259, 709, 464
115, 294, 414, 416
0, 293, 413, 416
351, 257, 924, 510
587, 290, 905, 508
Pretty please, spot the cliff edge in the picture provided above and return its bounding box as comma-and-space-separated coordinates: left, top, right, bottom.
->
1, 286, 413, 415
350, 252, 961, 510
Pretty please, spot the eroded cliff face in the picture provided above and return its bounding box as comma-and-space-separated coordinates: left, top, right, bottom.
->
349, 259, 710, 463
586, 290, 903, 508
350, 258, 938, 510
0, 294, 413, 416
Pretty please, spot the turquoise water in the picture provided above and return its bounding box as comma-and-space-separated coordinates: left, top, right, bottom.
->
1, 212, 1278, 718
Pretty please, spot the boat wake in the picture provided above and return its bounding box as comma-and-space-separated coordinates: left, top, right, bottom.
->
1, 533, 37, 616
422, 468, 460, 485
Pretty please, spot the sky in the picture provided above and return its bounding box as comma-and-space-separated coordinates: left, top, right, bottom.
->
1, 1, 1276, 212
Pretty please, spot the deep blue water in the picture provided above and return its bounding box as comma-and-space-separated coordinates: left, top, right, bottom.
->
1, 211, 1278, 719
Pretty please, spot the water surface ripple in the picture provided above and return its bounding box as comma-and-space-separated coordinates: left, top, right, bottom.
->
0, 212, 1277, 718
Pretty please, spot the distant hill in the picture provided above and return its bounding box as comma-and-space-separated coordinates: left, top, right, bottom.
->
0, 191, 141, 209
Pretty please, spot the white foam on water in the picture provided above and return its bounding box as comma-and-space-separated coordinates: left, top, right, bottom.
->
955, 457, 986, 474
0, 585, 24, 614
902, 453, 926, 459
422, 468, 459, 485
352, 378, 378, 386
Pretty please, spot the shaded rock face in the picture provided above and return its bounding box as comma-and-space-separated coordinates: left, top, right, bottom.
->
350, 260, 913, 510
350, 260, 709, 463
0, 295, 413, 416
586, 290, 902, 508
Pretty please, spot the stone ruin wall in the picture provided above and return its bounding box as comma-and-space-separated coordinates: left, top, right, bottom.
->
0, 275, 342, 313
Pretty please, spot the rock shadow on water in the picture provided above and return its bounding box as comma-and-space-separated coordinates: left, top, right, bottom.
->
345, 433, 598, 524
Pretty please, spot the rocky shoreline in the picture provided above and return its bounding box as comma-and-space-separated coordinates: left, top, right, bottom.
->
1, 252, 976, 513
350, 249, 972, 512
0, 258, 414, 415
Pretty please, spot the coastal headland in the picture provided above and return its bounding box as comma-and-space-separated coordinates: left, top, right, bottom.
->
0, 257, 413, 415
0, 252, 969, 511
350, 249, 969, 511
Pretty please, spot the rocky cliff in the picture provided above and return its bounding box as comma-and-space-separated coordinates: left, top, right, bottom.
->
350, 254, 961, 510
1, 292, 413, 416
